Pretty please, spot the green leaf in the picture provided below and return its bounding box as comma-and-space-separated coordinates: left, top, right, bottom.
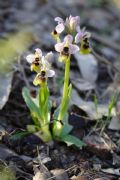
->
10, 131, 30, 140
22, 87, 42, 120
108, 94, 117, 117
62, 112, 69, 123
60, 123, 73, 137
53, 106, 60, 120
61, 134, 86, 148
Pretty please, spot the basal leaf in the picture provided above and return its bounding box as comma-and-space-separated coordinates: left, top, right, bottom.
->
61, 134, 86, 148
60, 123, 73, 137
22, 87, 42, 119
10, 131, 30, 140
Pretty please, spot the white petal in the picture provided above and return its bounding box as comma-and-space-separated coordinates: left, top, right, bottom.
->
76, 26, 81, 32
44, 61, 51, 69
56, 23, 65, 34
46, 70, 55, 77
42, 56, 51, 69
64, 35, 73, 43
69, 15, 72, 20
65, 18, 69, 28
81, 27, 86, 33
69, 44, 79, 54
55, 42, 64, 52
69, 17, 75, 30
45, 52, 53, 61
35, 48, 42, 57
84, 32, 91, 38
75, 32, 82, 43
26, 54, 35, 64
54, 17, 64, 23
75, 16, 80, 25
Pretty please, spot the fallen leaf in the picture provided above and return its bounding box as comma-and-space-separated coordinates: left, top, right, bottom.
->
71, 89, 116, 120
101, 168, 120, 176
33, 171, 46, 180
71, 175, 87, 180
71, 78, 95, 91
75, 53, 98, 84
0, 73, 13, 109
84, 132, 116, 157
33, 159, 51, 180
108, 116, 120, 130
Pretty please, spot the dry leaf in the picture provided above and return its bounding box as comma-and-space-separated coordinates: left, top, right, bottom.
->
0, 73, 13, 109
75, 53, 98, 84
71, 89, 116, 120
101, 168, 120, 176
71, 78, 95, 91
108, 116, 120, 130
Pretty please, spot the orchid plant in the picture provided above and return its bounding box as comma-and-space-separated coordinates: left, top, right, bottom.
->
22, 15, 91, 148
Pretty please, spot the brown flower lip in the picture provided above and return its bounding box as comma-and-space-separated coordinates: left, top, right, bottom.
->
53, 29, 58, 35
83, 37, 89, 43
41, 70, 46, 77
35, 57, 40, 62
83, 44, 89, 49
62, 46, 69, 56
83, 37, 90, 49
34, 62, 39, 66
37, 72, 46, 83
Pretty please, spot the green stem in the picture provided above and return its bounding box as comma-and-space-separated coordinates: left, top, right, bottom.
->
58, 56, 70, 121
38, 83, 52, 141
39, 83, 47, 108
36, 124, 52, 142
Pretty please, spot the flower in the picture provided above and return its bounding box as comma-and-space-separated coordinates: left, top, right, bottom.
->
51, 17, 65, 41
26, 48, 42, 72
33, 52, 55, 86
54, 17, 65, 34
75, 27, 91, 54
53, 15, 80, 35
55, 34, 79, 62
66, 15, 80, 33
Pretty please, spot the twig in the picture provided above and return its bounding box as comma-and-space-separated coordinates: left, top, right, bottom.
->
47, 165, 77, 180
92, 49, 120, 74
92, 33, 120, 52
18, 55, 31, 89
